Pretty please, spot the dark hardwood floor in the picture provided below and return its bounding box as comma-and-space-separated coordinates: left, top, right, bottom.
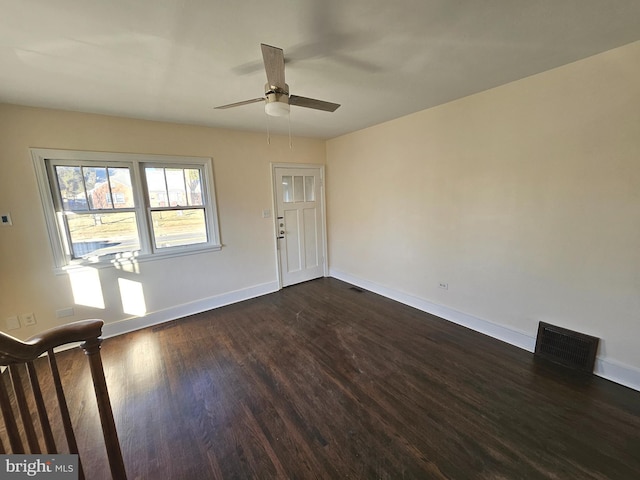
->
6, 278, 640, 479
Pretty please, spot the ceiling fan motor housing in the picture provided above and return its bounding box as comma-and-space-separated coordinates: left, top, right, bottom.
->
265, 83, 290, 116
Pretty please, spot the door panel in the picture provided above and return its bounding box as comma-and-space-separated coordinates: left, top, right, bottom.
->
303, 208, 318, 267
274, 166, 325, 287
284, 209, 301, 272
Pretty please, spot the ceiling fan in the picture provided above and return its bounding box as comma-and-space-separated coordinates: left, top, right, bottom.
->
215, 44, 340, 117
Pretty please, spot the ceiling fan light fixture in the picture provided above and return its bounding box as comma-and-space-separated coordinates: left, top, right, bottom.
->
265, 101, 290, 117
265, 94, 290, 117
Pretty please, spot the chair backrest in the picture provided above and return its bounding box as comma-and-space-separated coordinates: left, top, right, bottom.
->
0, 319, 127, 479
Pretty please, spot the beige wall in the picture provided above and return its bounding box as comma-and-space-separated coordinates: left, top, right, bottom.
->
326, 41, 640, 375
0, 105, 325, 337
1, 41, 639, 386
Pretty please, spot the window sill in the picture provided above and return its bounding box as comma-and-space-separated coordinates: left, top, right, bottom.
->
53, 244, 223, 275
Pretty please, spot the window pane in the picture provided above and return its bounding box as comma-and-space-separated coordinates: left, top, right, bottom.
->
282, 176, 293, 203
165, 168, 186, 206
146, 167, 204, 208
305, 176, 315, 202
294, 176, 304, 202
55, 166, 87, 211
66, 212, 140, 258
108, 168, 135, 208
83, 167, 109, 209
184, 169, 203, 206
145, 167, 167, 207
151, 209, 207, 249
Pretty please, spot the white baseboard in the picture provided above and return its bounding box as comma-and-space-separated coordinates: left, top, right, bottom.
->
101, 280, 280, 339
329, 269, 640, 392
594, 357, 640, 392
330, 269, 536, 350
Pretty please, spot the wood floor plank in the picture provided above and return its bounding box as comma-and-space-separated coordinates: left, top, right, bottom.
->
4, 277, 639, 479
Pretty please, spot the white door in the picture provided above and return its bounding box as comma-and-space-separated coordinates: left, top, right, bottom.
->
274, 165, 326, 287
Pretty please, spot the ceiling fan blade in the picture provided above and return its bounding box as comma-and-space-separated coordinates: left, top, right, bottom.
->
261, 43, 286, 91
214, 98, 264, 109
289, 95, 340, 112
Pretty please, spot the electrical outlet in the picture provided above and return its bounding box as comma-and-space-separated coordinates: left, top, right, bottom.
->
6, 316, 20, 330
21, 313, 37, 326
439, 282, 449, 290
0, 213, 12, 226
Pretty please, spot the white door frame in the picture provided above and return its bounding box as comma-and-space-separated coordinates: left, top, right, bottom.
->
271, 162, 328, 289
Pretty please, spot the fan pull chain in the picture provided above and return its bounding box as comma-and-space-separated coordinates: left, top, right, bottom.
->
288, 113, 293, 149
265, 112, 271, 145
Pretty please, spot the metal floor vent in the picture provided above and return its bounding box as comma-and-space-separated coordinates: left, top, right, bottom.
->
534, 322, 599, 373
349, 286, 364, 293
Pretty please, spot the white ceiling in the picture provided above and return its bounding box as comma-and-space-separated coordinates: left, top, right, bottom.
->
1, 0, 639, 139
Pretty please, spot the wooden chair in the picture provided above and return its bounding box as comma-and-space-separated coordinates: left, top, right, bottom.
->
0, 319, 127, 479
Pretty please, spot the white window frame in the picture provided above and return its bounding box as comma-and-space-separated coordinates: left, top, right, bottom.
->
32, 148, 221, 272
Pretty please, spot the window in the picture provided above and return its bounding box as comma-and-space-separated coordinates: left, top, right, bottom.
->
144, 165, 209, 249
282, 175, 315, 203
32, 149, 221, 270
